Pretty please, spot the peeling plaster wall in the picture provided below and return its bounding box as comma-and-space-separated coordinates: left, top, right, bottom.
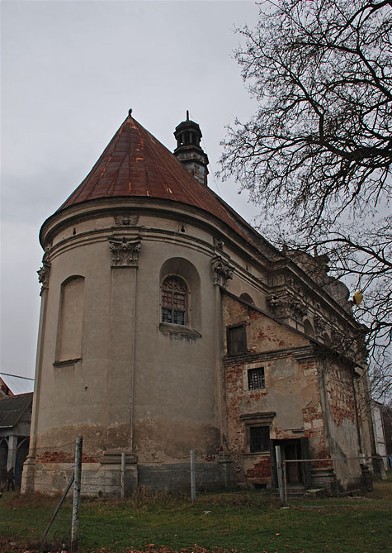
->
321, 359, 363, 488
222, 295, 369, 491
223, 295, 324, 486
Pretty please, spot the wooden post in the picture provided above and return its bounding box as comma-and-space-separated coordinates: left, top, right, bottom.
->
190, 449, 196, 502
275, 445, 286, 507
121, 452, 126, 499
71, 435, 83, 552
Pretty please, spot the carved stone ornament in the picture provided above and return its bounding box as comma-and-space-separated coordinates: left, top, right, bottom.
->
314, 315, 326, 335
114, 214, 139, 227
211, 256, 234, 288
37, 248, 51, 295
291, 299, 308, 321
213, 237, 225, 251
267, 294, 307, 321
109, 237, 141, 267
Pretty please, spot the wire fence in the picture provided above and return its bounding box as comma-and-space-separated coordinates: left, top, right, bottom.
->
278, 455, 391, 505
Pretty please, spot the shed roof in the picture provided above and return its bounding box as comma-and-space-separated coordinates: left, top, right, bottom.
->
0, 393, 33, 429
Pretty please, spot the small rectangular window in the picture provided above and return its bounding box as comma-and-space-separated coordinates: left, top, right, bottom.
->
249, 426, 270, 453
227, 324, 247, 356
248, 367, 265, 390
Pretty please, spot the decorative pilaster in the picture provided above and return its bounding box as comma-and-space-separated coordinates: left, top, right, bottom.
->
109, 237, 141, 267
23, 250, 51, 492
108, 236, 141, 452
211, 256, 234, 288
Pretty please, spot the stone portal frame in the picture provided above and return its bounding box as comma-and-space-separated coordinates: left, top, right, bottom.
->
240, 412, 276, 455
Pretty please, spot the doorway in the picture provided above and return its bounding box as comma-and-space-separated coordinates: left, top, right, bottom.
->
273, 438, 311, 488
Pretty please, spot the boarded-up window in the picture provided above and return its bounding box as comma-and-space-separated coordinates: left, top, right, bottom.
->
57, 276, 85, 362
249, 426, 270, 453
227, 324, 247, 356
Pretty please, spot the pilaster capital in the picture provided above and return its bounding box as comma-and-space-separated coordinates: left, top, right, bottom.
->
109, 237, 142, 267
211, 255, 233, 288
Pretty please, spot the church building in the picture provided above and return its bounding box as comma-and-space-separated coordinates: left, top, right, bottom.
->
22, 112, 375, 496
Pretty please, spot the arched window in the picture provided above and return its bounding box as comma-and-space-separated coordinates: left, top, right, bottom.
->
161, 276, 188, 325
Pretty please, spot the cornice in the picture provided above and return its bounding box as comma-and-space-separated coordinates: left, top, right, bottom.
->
39, 197, 276, 269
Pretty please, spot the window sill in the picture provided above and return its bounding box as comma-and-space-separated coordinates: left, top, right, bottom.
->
53, 358, 81, 368
159, 322, 201, 342
244, 452, 271, 456
225, 350, 250, 358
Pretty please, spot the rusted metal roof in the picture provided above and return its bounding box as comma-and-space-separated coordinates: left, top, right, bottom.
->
57, 115, 258, 244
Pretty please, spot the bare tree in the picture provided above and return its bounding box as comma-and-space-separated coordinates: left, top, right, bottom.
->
220, 0, 392, 401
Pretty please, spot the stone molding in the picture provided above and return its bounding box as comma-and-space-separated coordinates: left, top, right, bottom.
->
109, 237, 141, 267
159, 322, 202, 342
211, 256, 234, 288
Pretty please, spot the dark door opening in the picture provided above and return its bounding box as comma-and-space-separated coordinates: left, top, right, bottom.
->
273, 438, 311, 488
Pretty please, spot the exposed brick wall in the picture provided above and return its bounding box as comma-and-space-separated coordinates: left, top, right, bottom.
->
37, 451, 99, 463
245, 457, 272, 480
222, 295, 332, 485
223, 296, 308, 354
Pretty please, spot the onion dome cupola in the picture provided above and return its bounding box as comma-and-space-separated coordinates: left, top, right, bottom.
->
173, 111, 209, 186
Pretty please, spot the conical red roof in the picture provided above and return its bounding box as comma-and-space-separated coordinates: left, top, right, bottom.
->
58, 115, 249, 240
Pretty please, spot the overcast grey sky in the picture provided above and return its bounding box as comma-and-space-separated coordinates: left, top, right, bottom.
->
1, 0, 261, 385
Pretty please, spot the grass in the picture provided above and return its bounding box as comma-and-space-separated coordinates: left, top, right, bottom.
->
0, 478, 391, 553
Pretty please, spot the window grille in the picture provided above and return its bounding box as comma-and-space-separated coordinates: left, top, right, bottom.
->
248, 367, 265, 390
161, 276, 187, 325
249, 426, 270, 453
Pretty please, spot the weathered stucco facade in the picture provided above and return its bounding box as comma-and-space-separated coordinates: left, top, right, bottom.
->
22, 113, 375, 496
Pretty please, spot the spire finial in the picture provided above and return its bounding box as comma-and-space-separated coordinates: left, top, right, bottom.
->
186, 110, 189, 121
128, 108, 133, 117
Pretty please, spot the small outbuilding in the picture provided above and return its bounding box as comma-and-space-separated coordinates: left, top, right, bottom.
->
0, 392, 33, 487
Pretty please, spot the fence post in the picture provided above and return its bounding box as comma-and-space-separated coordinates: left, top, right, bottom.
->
71, 435, 83, 552
190, 449, 196, 502
121, 452, 126, 499
275, 445, 287, 507
282, 459, 288, 506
